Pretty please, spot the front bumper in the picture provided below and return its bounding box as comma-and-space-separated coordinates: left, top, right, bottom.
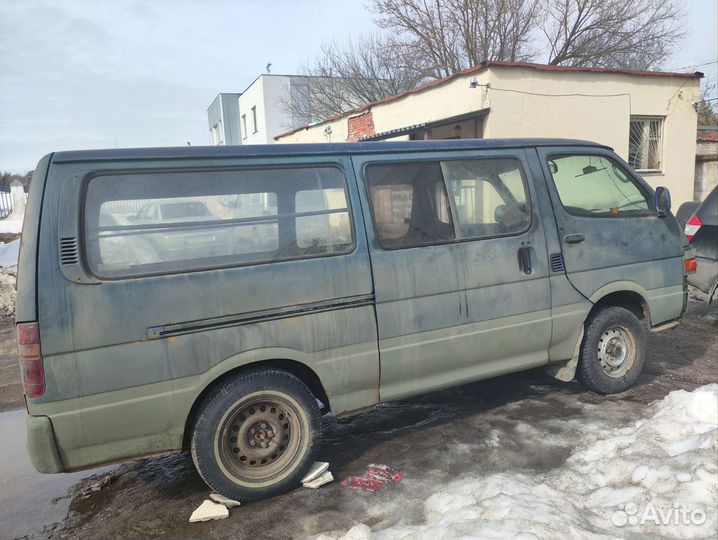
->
26, 415, 65, 473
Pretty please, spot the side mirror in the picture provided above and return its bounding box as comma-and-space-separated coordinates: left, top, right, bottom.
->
654, 186, 672, 217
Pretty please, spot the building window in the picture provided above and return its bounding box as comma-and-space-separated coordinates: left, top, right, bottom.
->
241, 114, 247, 139
251, 106, 258, 133
629, 116, 663, 172
211, 123, 223, 145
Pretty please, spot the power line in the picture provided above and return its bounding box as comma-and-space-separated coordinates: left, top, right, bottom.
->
669, 59, 717, 71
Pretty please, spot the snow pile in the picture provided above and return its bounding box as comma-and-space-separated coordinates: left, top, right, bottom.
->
316, 385, 718, 540
0, 219, 23, 234
0, 265, 16, 320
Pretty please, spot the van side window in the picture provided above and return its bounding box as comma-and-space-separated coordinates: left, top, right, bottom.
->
441, 158, 530, 238
365, 158, 530, 248
295, 188, 352, 251
547, 154, 652, 216
84, 166, 353, 278
365, 162, 456, 249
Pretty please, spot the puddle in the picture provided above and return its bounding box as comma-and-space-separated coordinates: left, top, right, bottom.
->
0, 408, 114, 539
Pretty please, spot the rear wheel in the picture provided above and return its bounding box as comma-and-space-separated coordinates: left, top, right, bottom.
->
577, 306, 646, 394
191, 369, 321, 501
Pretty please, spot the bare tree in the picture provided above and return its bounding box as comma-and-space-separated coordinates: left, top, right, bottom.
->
541, 0, 686, 69
279, 34, 427, 127
371, 0, 542, 78
283, 0, 687, 124
696, 80, 718, 127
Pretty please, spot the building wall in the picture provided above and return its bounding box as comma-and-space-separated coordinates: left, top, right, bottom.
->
207, 95, 224, 145
695, 133, 718, 201
276, 66, 700, 205
219, 94, 242, 145
207, 93, 242, 145
347, 111, 376, 141
239, 75, 293, 144
482, 66, 700, 205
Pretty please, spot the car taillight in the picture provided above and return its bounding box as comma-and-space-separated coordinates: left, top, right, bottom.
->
17, 322, 44, 398
685, 214, 702, 242
684, 257, 698, 274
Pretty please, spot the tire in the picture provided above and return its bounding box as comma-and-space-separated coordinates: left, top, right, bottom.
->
675, 201, 700, 231
190, 369, 321, 502
576, 306, 647, 394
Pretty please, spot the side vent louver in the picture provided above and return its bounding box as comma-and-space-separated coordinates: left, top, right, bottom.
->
59, 237, 79, 266
550, 253, 565, 273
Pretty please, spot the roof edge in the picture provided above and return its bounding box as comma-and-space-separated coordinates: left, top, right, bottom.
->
51, 138, 611, 164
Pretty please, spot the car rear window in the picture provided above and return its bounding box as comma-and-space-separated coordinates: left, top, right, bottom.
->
83, 166, 354, 278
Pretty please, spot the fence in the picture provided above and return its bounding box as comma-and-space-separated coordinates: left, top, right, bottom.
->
0, 188, 29, 219
0, 192, 14, 219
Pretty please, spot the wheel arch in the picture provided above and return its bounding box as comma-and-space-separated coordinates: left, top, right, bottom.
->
182, 357, 331, 450
546, 285, 650, 383
588, 282, 651, 326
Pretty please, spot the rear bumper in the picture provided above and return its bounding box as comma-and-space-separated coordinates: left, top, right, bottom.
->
26, 415, 65, 473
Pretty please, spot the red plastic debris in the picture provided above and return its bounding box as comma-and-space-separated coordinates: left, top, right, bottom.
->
341, 464, 403, 492
340, 476, 385, 492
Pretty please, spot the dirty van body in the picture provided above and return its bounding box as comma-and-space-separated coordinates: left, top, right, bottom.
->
17, 139, 692, 501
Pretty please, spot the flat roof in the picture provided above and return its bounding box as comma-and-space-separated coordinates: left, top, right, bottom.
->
276, 61, 704, 139
51, 138, 610, 164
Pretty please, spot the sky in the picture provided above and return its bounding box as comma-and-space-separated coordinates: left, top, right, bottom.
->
0, 0, 716, 173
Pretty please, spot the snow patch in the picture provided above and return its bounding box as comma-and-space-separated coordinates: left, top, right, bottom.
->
313, 385, 718, 540
189, 499, 229, 522
0, 220, 23, 234
0, 240, 20, 267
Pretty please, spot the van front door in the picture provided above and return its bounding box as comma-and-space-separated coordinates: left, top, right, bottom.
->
536, 147, 685, 322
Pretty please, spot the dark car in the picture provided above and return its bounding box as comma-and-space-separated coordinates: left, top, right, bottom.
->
677, 187, 718, 301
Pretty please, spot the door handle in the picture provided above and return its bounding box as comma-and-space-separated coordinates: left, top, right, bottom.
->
518, 246, 533, 274
564, 233, 585, 245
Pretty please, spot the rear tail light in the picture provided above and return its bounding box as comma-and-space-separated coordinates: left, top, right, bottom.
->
684, 257, 698, 274
17, 322, 44, 398
685, 214, 702, 242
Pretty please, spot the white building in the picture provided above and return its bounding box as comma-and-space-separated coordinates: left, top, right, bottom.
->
276, 61, 703, 206
207, 74, 317, 145
207, 93, 242, 146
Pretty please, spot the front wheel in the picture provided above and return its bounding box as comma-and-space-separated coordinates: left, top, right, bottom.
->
190, 369, 321, 501
577, 306, 647, 394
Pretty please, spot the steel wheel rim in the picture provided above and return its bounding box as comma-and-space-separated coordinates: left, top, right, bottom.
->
215, 391, 305, 486
597, 325, 636, 378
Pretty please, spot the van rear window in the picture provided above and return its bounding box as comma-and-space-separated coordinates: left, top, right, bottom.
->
83, 166, 354, 278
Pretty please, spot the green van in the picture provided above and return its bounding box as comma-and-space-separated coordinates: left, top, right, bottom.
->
17, 139, 693, 501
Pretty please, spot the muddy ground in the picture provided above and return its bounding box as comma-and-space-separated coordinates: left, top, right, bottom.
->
1, 298, 716, 540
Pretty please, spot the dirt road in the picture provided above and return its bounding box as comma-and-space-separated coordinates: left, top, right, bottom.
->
2, 299, 716, 540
